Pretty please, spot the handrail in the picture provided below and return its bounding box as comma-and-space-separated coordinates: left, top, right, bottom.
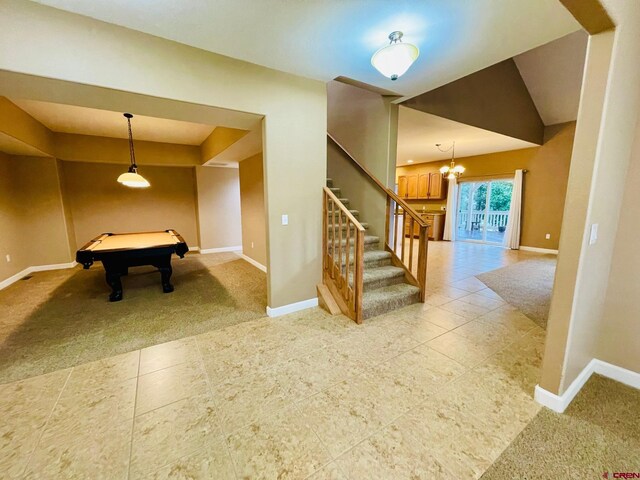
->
327, 132, 427, 228
323, 186, 365, 231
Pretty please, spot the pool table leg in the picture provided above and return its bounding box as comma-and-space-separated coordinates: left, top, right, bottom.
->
105, 270, 124, 302
156, 263, 174, 293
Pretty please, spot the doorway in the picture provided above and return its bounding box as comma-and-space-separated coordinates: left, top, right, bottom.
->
456, 179, 513, 245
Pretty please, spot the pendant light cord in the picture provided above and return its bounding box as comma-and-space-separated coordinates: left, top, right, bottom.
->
126, 114, 137, 172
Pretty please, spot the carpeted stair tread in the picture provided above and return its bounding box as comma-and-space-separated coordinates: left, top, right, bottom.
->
339, 249, 392, 267
337, 198, 350, 206
328, 222, 369, 232
331, 235, 379, 249
329, 187, 341, 196
362, 283, 421, 319
330, 209, 359, 218
349, 265, 406, 291
326, 178, 334, 188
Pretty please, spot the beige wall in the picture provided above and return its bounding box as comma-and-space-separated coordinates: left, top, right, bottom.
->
239, 153, 267, 267
0, 97, 54, 156
55, 133, 201, 167
327, 81, 398, 239
0, 0, 326, 308
61, 161, 199, 248
396, 122, 575, 250
0, 152, 29, 281
200, 127, 249, 163
542, 0, 640, 394
0, 154, 72, 282
599, 114, 640, 372
196, 166, 242, 250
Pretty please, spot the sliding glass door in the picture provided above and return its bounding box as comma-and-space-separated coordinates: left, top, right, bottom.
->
456, 180, 513, 245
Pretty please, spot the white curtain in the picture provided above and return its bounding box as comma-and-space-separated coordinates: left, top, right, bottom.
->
443, 177, 457, 241
504, 169, 523, 249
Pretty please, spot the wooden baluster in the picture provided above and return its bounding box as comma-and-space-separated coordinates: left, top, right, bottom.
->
322, 191, 327, 275
345, 218, 351, 294
401, 210, 406, 263
409, 216, 415, 273
417, 225, 428, 302
393, 202, 399, 255
331, 200, 336, 279
385, 196, 391, 249
338, 207, 343, 287
355, 231, 364, 324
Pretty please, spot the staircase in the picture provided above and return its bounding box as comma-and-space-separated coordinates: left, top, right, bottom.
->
324, 178, 421, 320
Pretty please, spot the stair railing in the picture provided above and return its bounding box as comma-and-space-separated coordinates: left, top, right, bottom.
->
323, 186, 366, 324
327, 133, 428, 303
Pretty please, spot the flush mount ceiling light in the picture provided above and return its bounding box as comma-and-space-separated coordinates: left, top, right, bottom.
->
437, 141, 465, 179
117, 113, 150, 188
371, 31, 419, 81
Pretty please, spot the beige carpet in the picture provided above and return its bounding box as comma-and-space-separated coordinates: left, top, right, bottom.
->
477, 255, 556, 329
0, 253, 266, 384
481, 375, 640, 479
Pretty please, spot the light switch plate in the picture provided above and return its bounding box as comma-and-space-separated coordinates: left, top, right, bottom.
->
589, 224, 598, 245
282, 214, 289, 226
545, 233, 551, 240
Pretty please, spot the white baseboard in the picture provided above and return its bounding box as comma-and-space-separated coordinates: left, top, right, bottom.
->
535, 358, 640, 413
237, 253, 267, 273
266, 297, 319, 317
31, 261, 77, 272
592, 359, 640, 390
0, 261, 77, 291
520, 245, 559, 254
200, 246, 242, 254
189, 246, 200, 252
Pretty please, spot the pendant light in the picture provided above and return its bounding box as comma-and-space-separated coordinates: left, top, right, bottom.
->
117, 113, 150, 188
371, 31, 419, 81
437, 141, 465, 179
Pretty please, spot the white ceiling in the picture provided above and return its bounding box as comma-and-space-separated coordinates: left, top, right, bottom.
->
12, 99, 216, 145
397, 106, 537, 166
31, 0, 580, 99
514, 30, 588, 125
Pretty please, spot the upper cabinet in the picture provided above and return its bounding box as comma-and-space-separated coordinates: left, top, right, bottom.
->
398, 171, 446, 200
398, 176, 408, 198
428, 172, 444, 199
407, 175, 418, 198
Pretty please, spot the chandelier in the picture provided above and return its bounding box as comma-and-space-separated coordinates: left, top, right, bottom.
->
437, 141, 465, 179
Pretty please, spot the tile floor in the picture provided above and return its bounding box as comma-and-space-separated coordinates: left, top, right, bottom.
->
0, 242, 547, 479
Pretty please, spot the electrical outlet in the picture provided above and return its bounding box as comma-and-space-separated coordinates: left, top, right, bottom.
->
281, 214, 289, 226
251, 242, 254, 249
545, 233, 551, 240
5, 254, 10, 263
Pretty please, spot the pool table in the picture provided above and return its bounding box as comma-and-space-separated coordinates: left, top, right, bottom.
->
76, 230, 189, 302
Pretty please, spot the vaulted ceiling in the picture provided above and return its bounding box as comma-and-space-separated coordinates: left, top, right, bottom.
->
31, 0, 580, 99
514, 30, 588, 125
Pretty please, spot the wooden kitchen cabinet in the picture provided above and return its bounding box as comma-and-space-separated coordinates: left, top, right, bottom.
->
404, 212, 446, 241
398, 172, 445, 200
418, 174, 429, 198
428, 172, 445, 199
397, 176, 408, 198
406, 175, 418, 198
